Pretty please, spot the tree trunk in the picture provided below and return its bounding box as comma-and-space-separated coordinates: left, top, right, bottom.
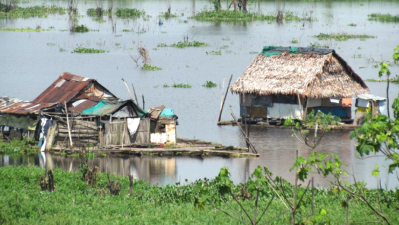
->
387, 77, 390, 118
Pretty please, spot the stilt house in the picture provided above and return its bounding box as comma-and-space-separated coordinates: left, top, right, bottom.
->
0, 72, 178, 150
230, 46, 370, 123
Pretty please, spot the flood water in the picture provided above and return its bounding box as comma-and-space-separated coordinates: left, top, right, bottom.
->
1, 0, 399, 188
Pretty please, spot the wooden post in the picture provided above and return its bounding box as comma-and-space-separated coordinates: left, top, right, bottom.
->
142, 95, 145, 110
121, 78, 135, 103
217, 74, 233, 124
131, 83, 139, 105
304, 97, 309, 120
64, 101, 73, 148
297, 94, 304, 120
229, 106, 257, 154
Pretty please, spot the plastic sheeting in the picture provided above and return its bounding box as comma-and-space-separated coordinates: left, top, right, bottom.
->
160, 108, 174, 117
267, 103, 302, 119
0, 114, 37, 130
379, 101, 387, 115
127, 118, 140, 137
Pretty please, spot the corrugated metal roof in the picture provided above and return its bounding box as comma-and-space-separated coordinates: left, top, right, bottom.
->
32, 72, 95, 104
357, 94, 386, 101
0, 72, 118, 115
0, 102, 56, 115
81, 100, 125, 116
69, 99, 99, 113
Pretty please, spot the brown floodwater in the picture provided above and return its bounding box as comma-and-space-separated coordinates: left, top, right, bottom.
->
1, 0, 398, 188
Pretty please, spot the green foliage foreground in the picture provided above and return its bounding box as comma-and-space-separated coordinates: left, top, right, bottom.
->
0, 166, 398, 224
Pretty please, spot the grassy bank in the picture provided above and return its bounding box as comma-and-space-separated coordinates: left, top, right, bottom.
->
0, 139, 38, 154
0, 166, 398, 224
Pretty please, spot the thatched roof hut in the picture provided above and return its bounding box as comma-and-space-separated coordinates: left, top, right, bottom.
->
230, 47, 369, 98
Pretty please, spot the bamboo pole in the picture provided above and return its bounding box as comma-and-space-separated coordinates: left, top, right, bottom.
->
64, 101, 73, 148
142, 95, 145, 110
229, 106, 257, 154
218, 74, 233, 124
121, 78, 135, 103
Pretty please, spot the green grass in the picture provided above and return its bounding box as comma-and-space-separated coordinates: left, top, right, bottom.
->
308, 42, 329, 48
0, 27, 49, 32
115, 8, 144, 18
171, 83, 192, 88
365, 75, 399, 84
206, 50, 222, 55
72, 47, 107, 53
157, 43, 168, 47
192, 10, 275, 22
159, 12, 178, 18
170, 41, 208, 48
290, 38, 299, 44
72, 24, 89, 32
313, 33, 375, 41
0, 166, 398, 224
192, 10, 315, 22
87, 8, 110, 17
142, 64, 162, 71
202, 81, 217, 88
0, 138, 38, 154
0, 4, 65, 19
368, 13, 399, 22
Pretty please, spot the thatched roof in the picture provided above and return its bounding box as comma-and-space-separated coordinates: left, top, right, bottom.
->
230, 47, 369, 98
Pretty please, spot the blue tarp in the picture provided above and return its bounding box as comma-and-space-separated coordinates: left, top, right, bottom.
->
160, 108, 174, 117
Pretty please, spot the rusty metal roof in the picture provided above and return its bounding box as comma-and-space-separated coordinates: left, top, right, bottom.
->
0, 102, 56, 115
0, 72, 119, 115
33, 72, 95, 104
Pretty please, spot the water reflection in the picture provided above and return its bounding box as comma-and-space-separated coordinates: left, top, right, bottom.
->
1, 128, 397, 189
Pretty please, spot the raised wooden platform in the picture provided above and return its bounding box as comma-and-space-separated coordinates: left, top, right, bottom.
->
50, 137, 259, 158
217, 120, 360, 130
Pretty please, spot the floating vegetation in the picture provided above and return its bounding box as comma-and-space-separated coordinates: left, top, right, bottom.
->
206, 50, 222, 55
347, 23, 357, 26
0, 4, 65, 19
142, 64, 161, 71
313, 33, 375, 41
115, 8, 144, 18
308, 42, 329, 48
159, 12, 178, 18
221, 37, 230, 41
73, 24, 89, 32
172, 83, 192, 88
220, 45, 229, 49
290, 39, 299, 44
368, 13, 399, 23
73, 47, 107, 53
202, 81, 217, 88
192, 10, 315, 22
87, 8, 110, 17
170, 41, 208, 48
122, 29, 132, 32
0, 27, 49, 32
163, 84, 169, 88
157, 43, 168, 47
249, 51, 258, 54
59, 48, 67, 52
192, 10, 275, 22
365, 75, 399, 84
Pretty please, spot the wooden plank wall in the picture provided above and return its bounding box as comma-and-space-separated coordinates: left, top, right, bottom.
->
52, 119, 99, 149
